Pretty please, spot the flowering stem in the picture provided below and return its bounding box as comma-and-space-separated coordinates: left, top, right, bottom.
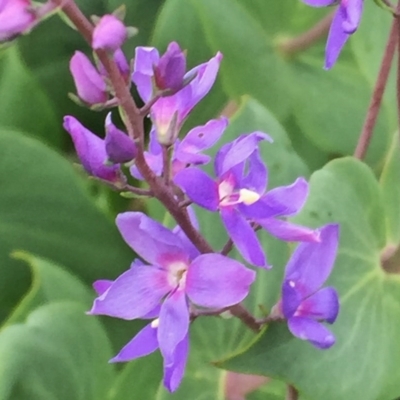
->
354, 16, 398, 159
230, 304, 261, 333
123, 184, 153, 197
396, 2, 400, 129
221, 238, 234, 255
286, 385, 299, 400
140, 93, 161, 117
56, 0, 214, 255
162, 145, 172, 185
277, 12, 334, 56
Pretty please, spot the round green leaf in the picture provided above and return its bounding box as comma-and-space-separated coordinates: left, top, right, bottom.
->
221, 158, 400, 400
0, 302, 115, 400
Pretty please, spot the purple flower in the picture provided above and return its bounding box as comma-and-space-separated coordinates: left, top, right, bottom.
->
89, 212, 255, 391
69, 51, 108, 105
97, 49, 131, 83
133, 47, 222, 144
302, 0, 363, 69
154, 42, 187, 92
174, 133, 318, 268
105, 113, 137, 164
63, 115, 125, 184
130, 117, 228, 180
279, 224, 340, 349
0, 0, 35, 41
92, 14, 127, 53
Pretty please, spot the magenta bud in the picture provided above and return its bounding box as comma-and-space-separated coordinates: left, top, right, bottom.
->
98, 48, 130, 83
92, 14, 127, 53
154, 42, 186, 92
69, 51, 108, 105
0, 0, 35, 41
63, 115, 124, 184
105, 113, 137, 164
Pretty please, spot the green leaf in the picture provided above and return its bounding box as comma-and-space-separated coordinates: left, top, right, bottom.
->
380, 132, 400, 244
221, 158, 400, 400
290, 58, 391, 169
194, 0, 292, 119
0, 46, 61, 147
107, 350, 163, 400
0, 302, 115, 400
0, 130, 136, 349
4, 252, 92, 326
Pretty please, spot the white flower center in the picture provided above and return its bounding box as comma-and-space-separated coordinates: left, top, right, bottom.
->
167, 261, 188, 289
238, 188, 261, 205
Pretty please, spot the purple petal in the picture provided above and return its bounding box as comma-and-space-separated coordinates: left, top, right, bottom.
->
177, 117, 228, 162
325, 9, 350, 69
215, 132, 272, 177
116, 212, 188, 265
63, 116, 122, 183
88, 264, 170, 319
258, 218, 320, 242
0, 0, 35, 41
281, 279, 303, 319
301, 0, 335, 6
69, 51, 107, 105
240, 150, 268, 195
163, 334, 189, 392
155, 42, 186, 92
340, 0, 363, 33
297, 287, 339, 324
158, 290, 189, 361
288, 317, 336, 349
105, 113, 137, 163
92, 14, 127, 52
174, 168, 219, 211
261, 177, 309, 217
221, 208, 268, 268
284, 224, 340, 296
132, 46, 160, 102
186, 254, 255, 308
110, 323, 159, 362
93, 280, 113, 296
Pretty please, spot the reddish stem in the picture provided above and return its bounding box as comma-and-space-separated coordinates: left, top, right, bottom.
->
354, 16, 398, 159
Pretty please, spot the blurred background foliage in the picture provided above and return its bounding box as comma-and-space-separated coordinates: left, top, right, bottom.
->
1, 0, 400, 399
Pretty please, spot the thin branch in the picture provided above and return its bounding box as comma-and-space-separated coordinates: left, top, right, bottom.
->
286, 385, 299, 400
354, 16, 398, 159
140, 93, 161, 117
229, 304, 261, 333
123, 184, 153, 197
221, 238, 234, 256
396, 1, 400, 129
162, 145, 172, 186
278, 12, 334, 56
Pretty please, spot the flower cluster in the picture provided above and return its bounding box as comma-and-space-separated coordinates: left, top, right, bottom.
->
63, 34, 341, 392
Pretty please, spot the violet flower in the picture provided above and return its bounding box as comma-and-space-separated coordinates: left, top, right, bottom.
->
133, 46, 222, 145
69, 51, 108, 105
302, 0, 363, 69
154, 41, 187, 92
0, 0, 35, 41
278, 224, 340, 349
105, 113, 137, 164
92, 14, 127, 53
89, 212, 255, 391
130, 117, 228, 179
63, 115, 125, 184
174, 133, 318, 268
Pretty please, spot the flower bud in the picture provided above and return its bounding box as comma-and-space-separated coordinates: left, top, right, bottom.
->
63, 115, 124, 184
69, 51, 108, 105
98, 48, 130, 83
154, 42, 186, 92
92, 15, 127, 53
0, 0, 35, 41
105, 113, 137, 164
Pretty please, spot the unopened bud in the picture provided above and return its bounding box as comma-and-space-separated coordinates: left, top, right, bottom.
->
105, 113, 137, 164
154, 42, 186, 92
69, 51, 108, 105
92, 14, 127, 53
